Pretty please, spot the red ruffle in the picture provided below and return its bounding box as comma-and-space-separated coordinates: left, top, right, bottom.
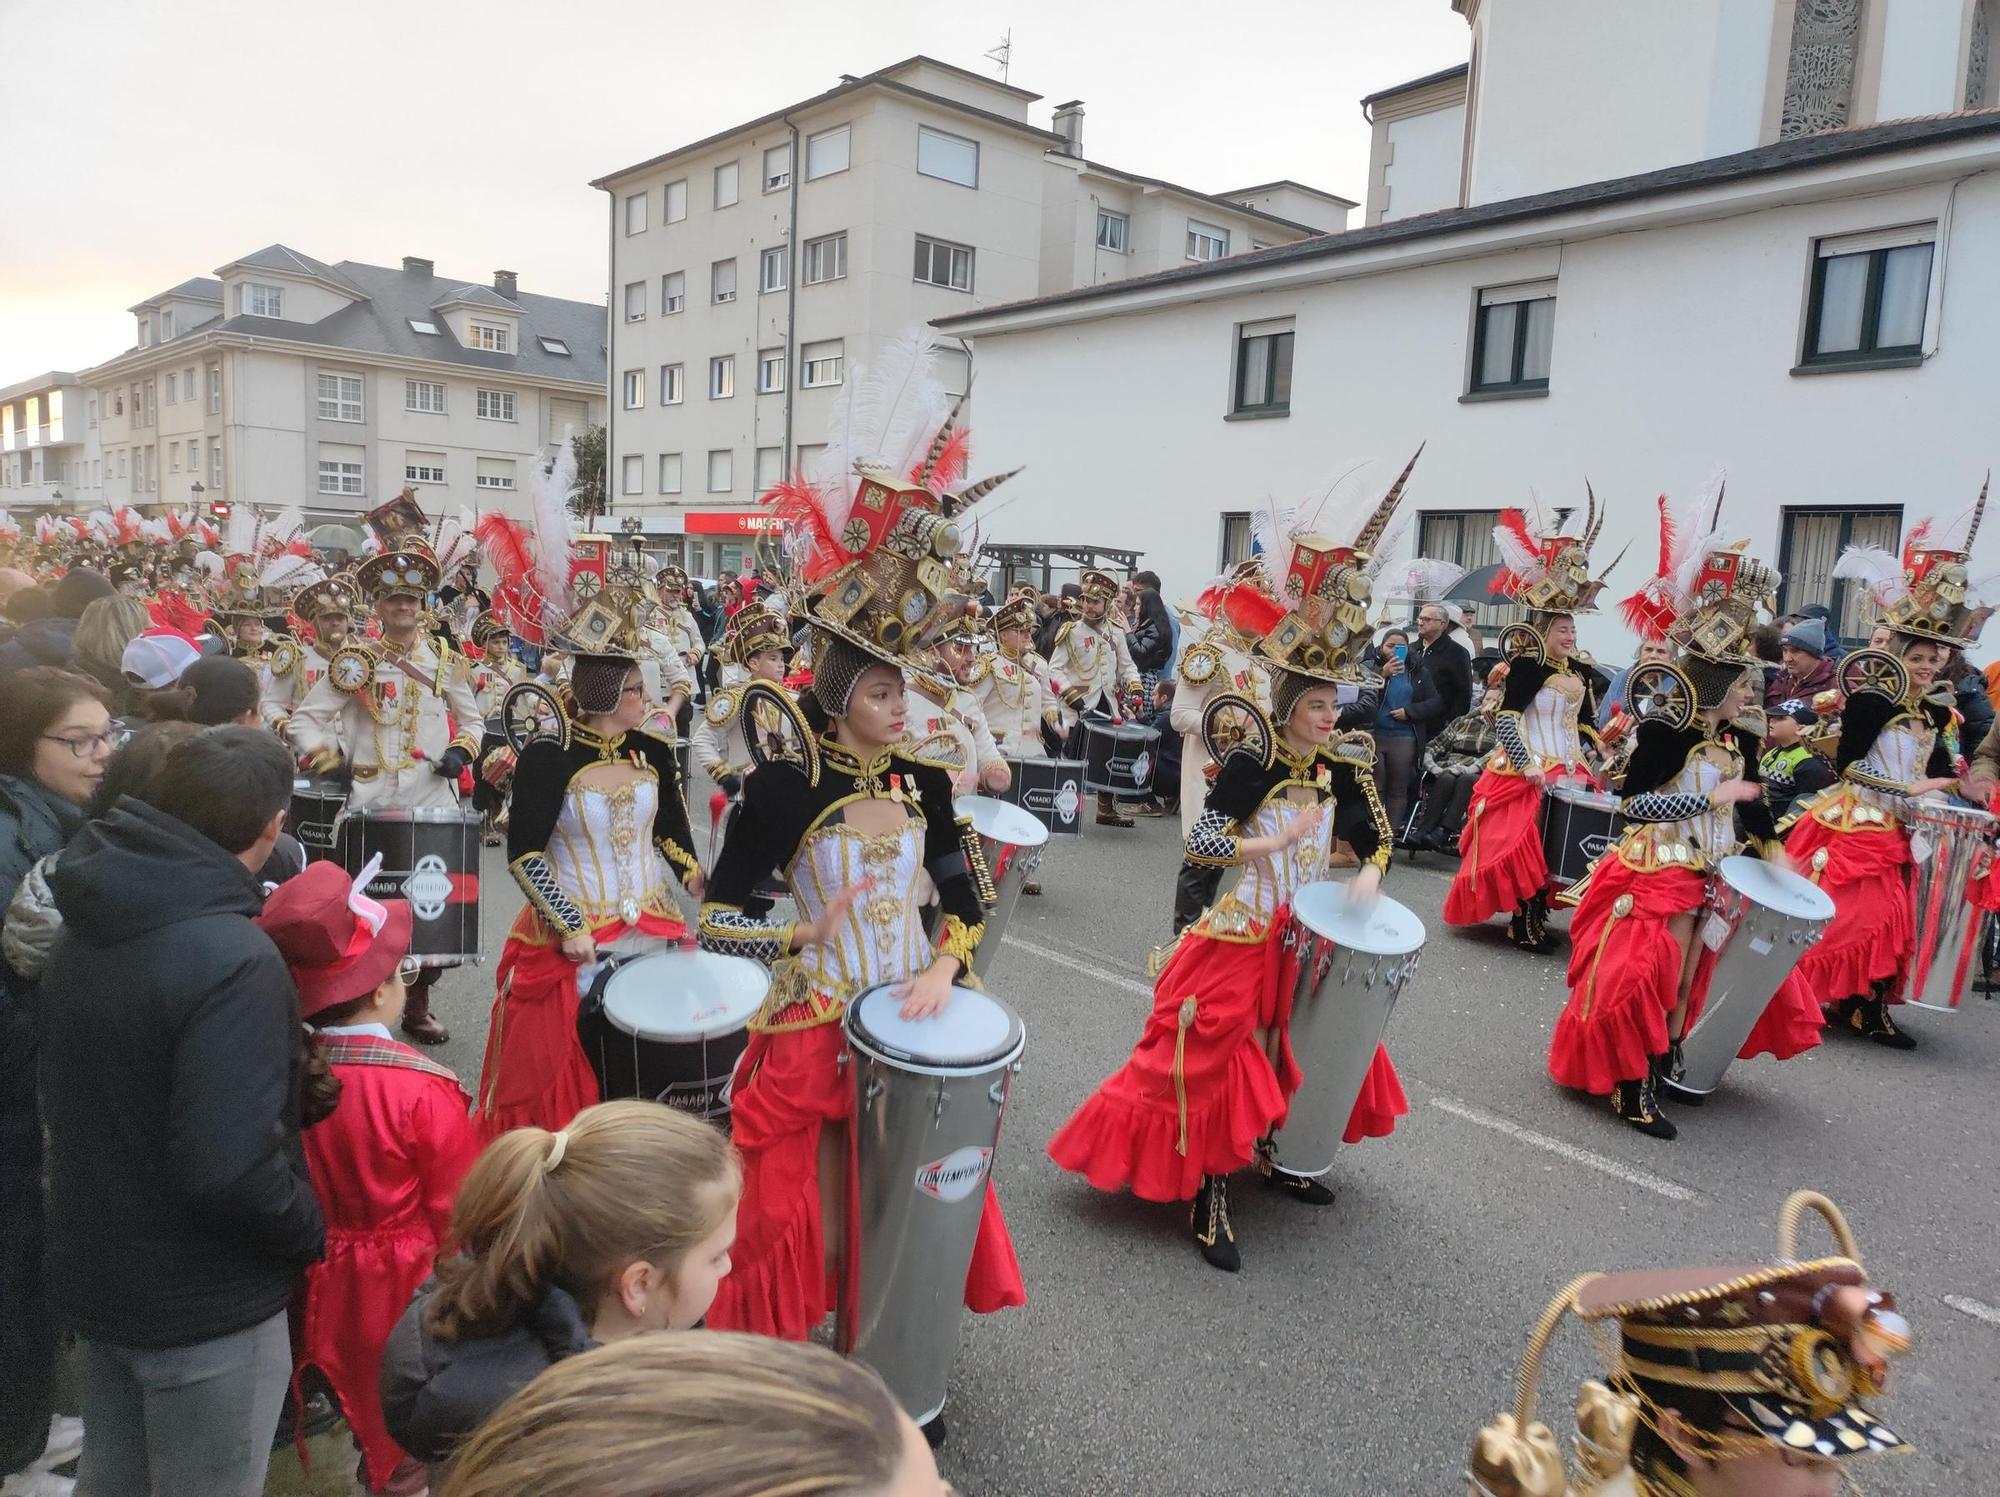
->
1548, 859, 1704, 1094
1785, 817, 1913, 1004
1343, 1045, 1409, 1143
1444, 768, 1584, 926
1735, 969, 1826, 1062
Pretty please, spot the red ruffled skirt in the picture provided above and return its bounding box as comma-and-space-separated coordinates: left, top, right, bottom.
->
705, 1018, 1026, 1340
474, 908, 686, 1141
1785, 816, 1913, 1005
1046, 908, 1405, 1204
1444, 766, 1595, 926
300, 1227, 437, 1488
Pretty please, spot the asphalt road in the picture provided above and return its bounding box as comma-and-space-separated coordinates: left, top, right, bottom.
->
415, 801, 1999, 1497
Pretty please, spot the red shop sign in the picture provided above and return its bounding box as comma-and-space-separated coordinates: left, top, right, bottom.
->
684, 511, 783, 535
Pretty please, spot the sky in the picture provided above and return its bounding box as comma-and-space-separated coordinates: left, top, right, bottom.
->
0, 0, 1468, 380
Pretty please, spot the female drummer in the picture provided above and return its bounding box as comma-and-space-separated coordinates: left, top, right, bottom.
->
475, 597, 704, 1142
1444, 504, 1613, 952
1048, 526, 1403, 1274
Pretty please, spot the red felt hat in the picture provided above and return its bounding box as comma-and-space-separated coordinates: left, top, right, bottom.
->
256, 859, 414, 1018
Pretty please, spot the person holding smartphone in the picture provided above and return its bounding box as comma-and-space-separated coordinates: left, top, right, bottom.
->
1371, 631, 1433, 836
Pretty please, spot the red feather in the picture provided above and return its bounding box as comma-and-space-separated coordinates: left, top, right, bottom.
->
475, 513, 535, 596
912, 427, 972, 496
1902, 519, 1933, 567
1618, 590, 1677, 642
1651, 493, 1676, 579
148, 591, 209, 638
761, 473, 844, 584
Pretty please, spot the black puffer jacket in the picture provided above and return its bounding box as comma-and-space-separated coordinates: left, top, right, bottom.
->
1, 775, 84, 1157
380, 1277, 598, 1464
39, 798, 324, 1348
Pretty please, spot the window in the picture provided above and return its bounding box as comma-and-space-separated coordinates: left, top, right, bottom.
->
1777, 506, 1903, 642
144, 382, 155, 426
476, 389, 517, 422
622, 453, 644, 495
539, 336, 571, 356
935, 347, 971, 397
763, 143, 792, 191
317, 372, 363, 422
661, 271, 685, 314
659, 453, 683, 494
1231, 318, 1295, 416
713, 161, 739, 208
1418, 510, 1512, 628
805, 124, 849, 180
183, 367, 195, 397
624, 192, 648, 235
711, 258, 737, 304
709, 356, 735, 400
1779, 0, 1864, 138
244, 282, 283, 317
1186, 221, 1230, 261
165, 373, 177, 404
913, 235, 974, 292
623, 369, 645, 409
760, 245, 788, 294
318, 459, 363, 496
706, 449, 733, 492
1219, 512, 1252, 569
470, 321, 512, 352
169, 443, 180, 473
801, 339, 843, 389
210, 441, 222, 488
406, 379, 447, 413
1800, 229, 1935, 370
660, 363, 685, 404
548, 397, 589, 443
916, 126, 979, 187
139, 317, 152, 347
1095, 209, 1129, 253
207, 365, 221, 413
86, 396, 96, 428
803, 232, 847, 284
405, 453, 447, 484
758, 349, 786, 394
1469, 283, 1556, 395
475, 457, 517, 491
409, 319, 439, 336
161, 311, 175, 339
113, 391, 124, 416
624, 281, 647, 322
664, 179, 688, 222
754, 446, 782, 492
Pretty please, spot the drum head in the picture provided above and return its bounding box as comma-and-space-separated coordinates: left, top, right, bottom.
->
847, 983, 1025, 1074
603, 953, 769, 1041
1549, 784, 1619, 811
953, 795, 1050, 849
1290, 881, 1426, 958
1716, 856, 1835, 922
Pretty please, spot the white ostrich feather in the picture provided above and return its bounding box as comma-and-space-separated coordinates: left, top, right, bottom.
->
1385, 557, 1468, 601
431, 506, 479, 579
1248, 501, 1293, 595
528, 442, 578, 626
224, 503, 259, 558
194, 551, 224, 579
1833, 544, 1908, 607
1491, 518, 1543, 582
816, 330, 950, 535
269, 506, 307, 550
260, 554, 324, 592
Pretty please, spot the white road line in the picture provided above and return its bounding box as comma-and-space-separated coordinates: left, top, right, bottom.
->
1944, 1294, 2000, 1326
999, 935, 1155, 997
1427, 1095, 1699, 1203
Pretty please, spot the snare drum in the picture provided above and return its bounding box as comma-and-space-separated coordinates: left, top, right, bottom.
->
953, 796, 1050, 982
1077, 718, 1159, 796
840, 984, 1026, 1424
1899, 798, 1998, 1011
1000, 756, 1086, 837
593, 951, 768, 1120
340, 806, 482, 965
289, 777, 348, 864
1541, 783, 1625, 888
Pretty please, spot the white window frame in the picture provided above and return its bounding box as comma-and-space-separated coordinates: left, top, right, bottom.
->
316, 372, 363, 423
800, 339, 844, 389
208, 364, 221, 413
405, 379, 447, 414
658, 452, 683, 494
660, 363, 685, 405
706, 448, 733, 493
757, 349, 786, 394
210, 440, 222, 488
623, 369, 645, 409
759, 245, 788, 294
475, 458, 517, 492
475, 388, 517, 422
916, 125, 979, 187
803, 232, 847, 284
1095, 209, 1129, 253
317, 459, 363, 497
711, 258, 737, 304
763, 142, 792, 191
709, 355, 735, 400
754, 446, 782, 492
624, 192, 648, 235
404, 454, 447, 484
622, 453, 644, 496
805, 124, 850, 180
408, 318, 439, 336
713, 160, 740, 208
913, 234, 974, 292
661, 271, 685, 314
169, 443, 180, 473
244, 282, 283, 317
664, 178, 688, 222
165, 373, 177, 404
470, 321, 512, 352
1186, 220, 1230, 261
539, 335, 571, 356
624, 281, 646, 322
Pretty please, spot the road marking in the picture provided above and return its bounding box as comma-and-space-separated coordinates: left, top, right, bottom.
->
1000, 935, 1155, 997
1427, 1095, 1698, 1203
1944, 1294, 2000, 1326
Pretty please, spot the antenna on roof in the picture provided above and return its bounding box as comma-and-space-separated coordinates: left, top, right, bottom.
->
984, 29, 1012, 84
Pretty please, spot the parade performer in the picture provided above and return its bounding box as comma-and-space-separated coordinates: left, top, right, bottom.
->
1444, 495, 1615, 951
1048, 501, 1406, 1274
917, 612, 1010, 797
1045, 568, 1141, 826
257, 861, 480, 1497
260, 571, 362, 736
1548, 510, 1820, 1139
466, 610, 528, 843
690, 604, 794, 810
649, 564, 707, 710
1468, 1190, 1911, 1497
1785, 489, 1987, 1049
699, 333, 1026, 1358
972, 595, 1063, 760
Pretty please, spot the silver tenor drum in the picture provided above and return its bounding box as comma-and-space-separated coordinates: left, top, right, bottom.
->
1266, 880, 1424, 1178
1898, 798, 1997, 1012
840, 983, 1026, 1425
953, 795, 1050, 983
1675, 855, 1834, 1095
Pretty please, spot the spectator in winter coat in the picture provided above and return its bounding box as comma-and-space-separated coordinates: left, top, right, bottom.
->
1124, 570, 1175, 680
1763, 617, 1839, 707
1404, 603, 1472, 763
1947, 647, 1994, 760
0, 569, 115, 676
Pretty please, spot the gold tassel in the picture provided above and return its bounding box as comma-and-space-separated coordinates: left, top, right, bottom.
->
1579, 893, 1633, 1022
1172, 995, 1198, 1156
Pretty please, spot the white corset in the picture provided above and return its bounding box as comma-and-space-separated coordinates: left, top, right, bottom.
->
545, 774, 676, 923
1854, 717, 1935, 810
1233, 789, 1338, 927
1519, 673, 1588, 769
1662, 741, 1739, 862
787, 817, 930, 998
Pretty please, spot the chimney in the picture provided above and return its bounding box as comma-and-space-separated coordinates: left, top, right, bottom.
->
401, 255, 433, 275
1052, 100, 1084, 159
493, 269, 519, 300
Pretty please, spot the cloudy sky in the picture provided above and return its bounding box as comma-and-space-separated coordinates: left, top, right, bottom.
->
0, 0, 1467, 378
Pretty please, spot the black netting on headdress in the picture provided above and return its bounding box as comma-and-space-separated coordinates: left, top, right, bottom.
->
571, 653, 636, 716
808, 631, 878, 718
1682, 653, 1752, 710
1272, 667, 1315, 727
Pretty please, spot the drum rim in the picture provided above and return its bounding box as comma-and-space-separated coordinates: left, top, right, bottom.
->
844, 983, 1027, 1074
602, 952, 769, 1041
346, 807, 484, 823
1547, 784, 1621, 809
952, 794, 1052, 849
1714, 854, 1836, 920
1289, 881, 1426, 957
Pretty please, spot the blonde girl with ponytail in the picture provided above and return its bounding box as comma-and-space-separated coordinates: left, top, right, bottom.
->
380, 1101, 740, 1471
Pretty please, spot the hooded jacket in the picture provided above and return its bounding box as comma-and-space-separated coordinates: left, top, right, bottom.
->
38, 798, 325, 1348
0, 616, 78, 676
1, 775, 84, 1154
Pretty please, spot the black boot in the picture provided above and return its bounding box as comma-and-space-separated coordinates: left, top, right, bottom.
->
1507, 905, 1530, 948
1613, 1072, 1677, 1140
400, 970, 450, 1046
1851, 985, 1918, 1050
1263, 1166, 1336, 1207
1190, 1174, 1240, 1272
920, 1411, 947, 1449
1528, 893, 1560, 954
1655, 1040, 1705, 1107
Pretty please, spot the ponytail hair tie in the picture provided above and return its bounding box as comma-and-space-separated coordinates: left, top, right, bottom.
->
542, 1130, 570, 1174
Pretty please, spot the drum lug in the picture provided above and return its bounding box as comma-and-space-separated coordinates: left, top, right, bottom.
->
933, 1082, 948, 1126
987, 1077, 1009, 1107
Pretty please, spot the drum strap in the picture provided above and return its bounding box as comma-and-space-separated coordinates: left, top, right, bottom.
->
1172, 996, 1197, 1155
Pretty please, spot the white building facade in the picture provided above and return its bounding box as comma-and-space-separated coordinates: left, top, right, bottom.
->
938, 0, 2000, 657
0, 373, 95, 510
592, 55, 1348, 578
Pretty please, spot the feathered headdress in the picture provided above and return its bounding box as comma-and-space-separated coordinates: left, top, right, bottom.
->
468, 441, 578, 647
1841, 474, 1993, 647
1493, 482, 1618, 616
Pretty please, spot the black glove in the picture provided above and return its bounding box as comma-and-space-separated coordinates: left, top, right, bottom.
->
719, 773, 743, 797
433, 745, 472, 779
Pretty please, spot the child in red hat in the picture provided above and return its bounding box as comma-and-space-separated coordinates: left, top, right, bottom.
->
258, 857, 481, 1495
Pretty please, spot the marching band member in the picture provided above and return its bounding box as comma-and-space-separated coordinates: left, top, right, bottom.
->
923, 614, 1010, 797
260, 572, 362, 736
1048, 503, 1406, 1275
1548, 522, 1820, 1139
690, 605, 795, 802
467, 610, 529, 844
1044, 568, 1141, 827
649, 564, 707, 709
1444, 497, 1614, 952
1468, 1190, 1912, 1497
972, 596, 1063, 760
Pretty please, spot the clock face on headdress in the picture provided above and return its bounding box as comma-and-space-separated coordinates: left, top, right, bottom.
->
328, 644, 375, 694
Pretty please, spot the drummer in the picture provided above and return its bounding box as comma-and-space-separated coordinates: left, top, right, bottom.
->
1045, 568, 1141, 827
468, 610, 529, 844
1443, 498, 1613, 953
691, 604, 794, 815
923, 609, 1010, 797
261, 571, 362, 738
969, 597, 1064, 896
1049, 517, 1404, 1274
1548, 531, 1821, 1139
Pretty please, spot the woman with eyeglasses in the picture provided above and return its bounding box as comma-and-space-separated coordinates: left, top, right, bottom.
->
0, 667, 114, 1487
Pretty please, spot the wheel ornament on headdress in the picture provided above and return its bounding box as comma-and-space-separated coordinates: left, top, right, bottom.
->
1491, 485, 1626, 664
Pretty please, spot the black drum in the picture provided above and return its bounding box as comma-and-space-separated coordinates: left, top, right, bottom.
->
1076, 718, 1160, 796
289, 777, 348, 864
340, 807, 482, 965
1000, 756, 1086, 837
1540, 783, 1625, 889
590, 951, 768, 1121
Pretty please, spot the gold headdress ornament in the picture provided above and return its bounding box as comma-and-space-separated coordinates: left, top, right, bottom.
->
1834, 473, 1990, 652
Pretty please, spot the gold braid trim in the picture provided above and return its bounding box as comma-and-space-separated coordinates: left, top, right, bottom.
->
937, 913, 984, 973
656, 835, 700, 879
1578, 893, 1632, 1023
958, 816, 997, 905
1355, 764, 1394, 872
448, 729, 481, 757
1172, 995, 1197, 1155
507, 852, 586, 938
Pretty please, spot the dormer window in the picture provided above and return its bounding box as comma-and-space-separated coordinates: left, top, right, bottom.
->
161, 310, 175, 339
138, 317, 153, 347
539, 336, 571, 356
244, 283, 284, 318
470, 321, 512, 353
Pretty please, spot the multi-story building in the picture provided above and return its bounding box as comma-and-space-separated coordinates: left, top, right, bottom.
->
592, 55, 1350, 577
938, 0, 2000, 650
1, 246, 605, 524
0, 372, 95, 509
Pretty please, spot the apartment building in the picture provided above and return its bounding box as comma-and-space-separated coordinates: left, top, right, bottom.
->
592, 55, 1349, 577
1, 246, 605, 523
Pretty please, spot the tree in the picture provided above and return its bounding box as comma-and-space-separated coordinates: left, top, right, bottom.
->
567, 424, 608, 524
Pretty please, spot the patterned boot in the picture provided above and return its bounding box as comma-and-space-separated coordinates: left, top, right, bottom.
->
1190, 1174, 1241, 1272
1851, 981, 1917, 1050
1613, 1070, 1677, 1140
